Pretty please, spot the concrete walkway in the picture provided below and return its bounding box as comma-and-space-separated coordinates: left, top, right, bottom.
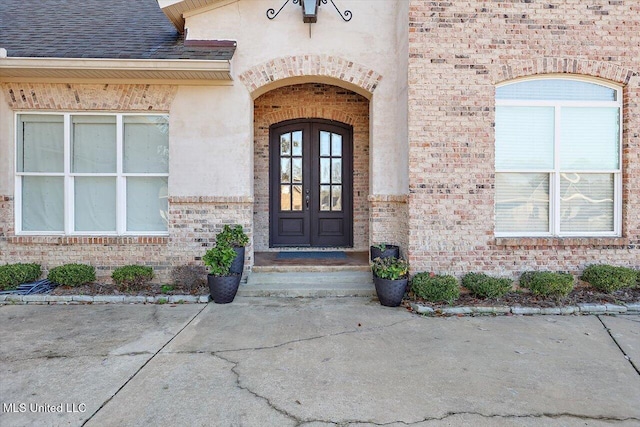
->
1, 298, 639, 426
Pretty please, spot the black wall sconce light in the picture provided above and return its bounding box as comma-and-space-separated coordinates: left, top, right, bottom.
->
267, 0, 352, 23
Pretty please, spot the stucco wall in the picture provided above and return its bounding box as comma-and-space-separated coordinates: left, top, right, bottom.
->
407, 0, 640, 277
185, 0, 409, 196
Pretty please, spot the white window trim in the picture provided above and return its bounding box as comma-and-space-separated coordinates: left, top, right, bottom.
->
495, 78, 623, 238
14, 112, 169, 236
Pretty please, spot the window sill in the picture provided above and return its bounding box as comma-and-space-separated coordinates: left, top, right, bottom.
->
7, 236, 169, 245
494, 237, 630, 248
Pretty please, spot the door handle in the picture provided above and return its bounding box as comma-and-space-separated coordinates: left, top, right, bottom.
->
305, 194, 310, 210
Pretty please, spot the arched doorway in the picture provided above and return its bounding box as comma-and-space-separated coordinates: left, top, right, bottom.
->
253, 83, 370, 252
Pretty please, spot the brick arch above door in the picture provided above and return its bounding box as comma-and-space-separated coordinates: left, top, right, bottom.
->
238, 55, 383, 99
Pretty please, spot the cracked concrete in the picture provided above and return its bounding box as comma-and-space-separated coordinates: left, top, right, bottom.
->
1, 298, 639, 426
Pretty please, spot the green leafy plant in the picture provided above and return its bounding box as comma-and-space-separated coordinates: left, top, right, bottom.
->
519, 271, 574, 298
372, 243, 387, 251
111, 265, 154, 293
160, 284, 174, 294
0, 263, 41, 291
411, 273, 460, 304
47, 263, 96, 287
203, 243, 237, 277
461, 272, 513, 299
371, 257, 409, 280
581, 264, 637, 293
216, 225, 249, 248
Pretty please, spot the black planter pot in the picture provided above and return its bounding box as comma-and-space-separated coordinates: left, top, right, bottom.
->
373, 276, 408, 307
208, 274, 241, 304
370, 245, 400, 261
230, 246, 246, 275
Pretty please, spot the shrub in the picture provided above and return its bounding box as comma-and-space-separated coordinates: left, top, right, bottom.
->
112, 265, 154, 292
519, 271, 574, 298
170, 265, 207, 293
0, 263, 41, 291
371, 257, 409, 280
216, 225, 249, 248
461, 272, 513, 299
47, 263, 96, 287
581, 264, 637, 293
203, 243, 237, 276
411, 273, 460, 304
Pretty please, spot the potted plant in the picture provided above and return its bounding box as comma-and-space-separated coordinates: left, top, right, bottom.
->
370, 243, 400, 261
216, 225, 249, 275
371, 256, 409, 307
203, 242, 241, 304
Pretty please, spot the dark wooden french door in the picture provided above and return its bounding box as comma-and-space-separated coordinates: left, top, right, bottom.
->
269, 119, 353, 247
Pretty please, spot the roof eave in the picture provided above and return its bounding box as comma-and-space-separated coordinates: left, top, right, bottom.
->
0, 57, 232, 83
159, 0, 234, 33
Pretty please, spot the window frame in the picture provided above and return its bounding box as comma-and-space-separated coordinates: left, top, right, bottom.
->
14, 112, 169, 236
495, 76, 623, 238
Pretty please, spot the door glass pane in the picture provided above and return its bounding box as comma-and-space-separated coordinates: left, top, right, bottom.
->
496, 106, 554, 170
72, 116, 116, 173
292, 158, 302, 183
280, 158, 291, 183
332, 185, 342, 211
560, 108, 619, 170
320, 131, 330, 156
292, 185, 303, 211
292, 131, 302, 156
332, 134, 342, 156
75, 177, 116, 231
17, 115, 64, 173
123, 116, 169, 173
320, 185, 331, 211
280, 185, 291, 211
280, 133, 291, 155
22, 176, 64, 232
495, 173, 549, 233
320, 158, 330, 184
126, 177, 168, 232
560, 173, 614, 233
332, 159, 342, 183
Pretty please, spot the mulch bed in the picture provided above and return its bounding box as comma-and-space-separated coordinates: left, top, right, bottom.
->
406, 284, 640, 309
48, 279, 640, 310
50, 282, 208, 297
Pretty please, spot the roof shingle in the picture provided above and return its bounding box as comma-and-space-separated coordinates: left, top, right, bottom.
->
0, 0, 235, 61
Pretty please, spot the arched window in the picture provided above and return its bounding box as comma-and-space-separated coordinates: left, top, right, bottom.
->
495, 77, 622, 237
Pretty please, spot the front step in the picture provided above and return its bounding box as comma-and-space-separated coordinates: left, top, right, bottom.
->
239, 270, 375, 297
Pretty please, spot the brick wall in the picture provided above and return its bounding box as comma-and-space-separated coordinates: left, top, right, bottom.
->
407, 0, 640, 278
253, 83, 370, 251
167, 196, 253, 275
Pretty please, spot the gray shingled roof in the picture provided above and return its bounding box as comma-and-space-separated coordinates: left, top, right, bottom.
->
0, 0, 235, 60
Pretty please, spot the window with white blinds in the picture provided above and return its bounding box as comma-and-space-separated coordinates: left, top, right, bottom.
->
16, 113, 169, 235
495, 78, 621, 237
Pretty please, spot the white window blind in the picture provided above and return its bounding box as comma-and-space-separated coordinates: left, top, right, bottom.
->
16, 113, 169, 235
495, 107, 554, 170
495, 78, 621, 237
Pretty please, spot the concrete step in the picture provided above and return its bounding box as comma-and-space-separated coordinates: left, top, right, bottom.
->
239, 270, 375, 297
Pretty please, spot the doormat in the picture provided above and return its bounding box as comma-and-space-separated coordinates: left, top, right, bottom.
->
277, 251, 347, 259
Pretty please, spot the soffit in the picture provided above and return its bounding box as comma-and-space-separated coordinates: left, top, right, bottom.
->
0, 58, 232, 84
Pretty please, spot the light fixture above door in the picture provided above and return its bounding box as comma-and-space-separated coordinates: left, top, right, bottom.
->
266, 0, 352, 23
